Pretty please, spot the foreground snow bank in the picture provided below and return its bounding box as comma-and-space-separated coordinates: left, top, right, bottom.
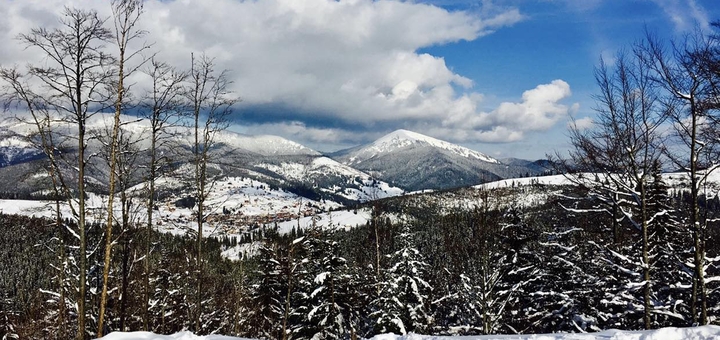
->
97, 332, 250, 340
97, 326, 720, 340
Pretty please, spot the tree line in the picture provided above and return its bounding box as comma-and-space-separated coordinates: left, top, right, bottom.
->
2, 181, 720, 339
557, 23, 720, 328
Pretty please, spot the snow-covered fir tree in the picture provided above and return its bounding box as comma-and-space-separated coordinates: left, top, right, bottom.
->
248, 238, 289, 339
371, 222, 432, 335
294, 228, 360, 339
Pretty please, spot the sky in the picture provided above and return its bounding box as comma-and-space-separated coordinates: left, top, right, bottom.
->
0, 0, 718, 160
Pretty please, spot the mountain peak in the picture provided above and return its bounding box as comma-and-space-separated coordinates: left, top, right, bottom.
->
368, 129, 499, 163
375, 129, 433, 144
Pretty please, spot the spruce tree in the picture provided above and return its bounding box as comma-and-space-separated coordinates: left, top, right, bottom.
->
371, 223, 432, 335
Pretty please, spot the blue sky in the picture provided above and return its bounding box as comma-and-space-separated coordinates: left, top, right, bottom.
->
415, 0, 720, 159
0, 0, 718, 160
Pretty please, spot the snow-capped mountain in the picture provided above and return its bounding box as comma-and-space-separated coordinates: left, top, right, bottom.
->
0, 114, 404, 204
331, 129, 548, 191
195, 129, 321, 157
0, 114, 553, 201
346, 129, 499, 164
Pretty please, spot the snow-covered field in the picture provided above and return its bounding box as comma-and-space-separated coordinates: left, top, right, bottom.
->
95, 326, 720, 340
5, 170, 720, 261
0, 174, 379, 260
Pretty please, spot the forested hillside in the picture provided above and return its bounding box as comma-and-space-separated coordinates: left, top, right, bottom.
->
3, 182, 720, 339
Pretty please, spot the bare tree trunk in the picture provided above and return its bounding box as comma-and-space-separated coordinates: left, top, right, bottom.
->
77, 103, 88, 340
141, 58, 185, 331
98, 2, 146, 335
143, 137, 155, 331
186, 53, 236, 333
97, 53, 122, 339
193, 61, 204, 331
119, 228, 129, 331
641, 186, 651, 329
688, 104, 708, 325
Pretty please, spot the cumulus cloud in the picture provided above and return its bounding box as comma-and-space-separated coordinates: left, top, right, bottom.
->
0, 0, 576, 147
427, 80, 575, 142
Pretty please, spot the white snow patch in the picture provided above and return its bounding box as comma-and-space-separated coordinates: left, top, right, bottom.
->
95, 326, 720, 340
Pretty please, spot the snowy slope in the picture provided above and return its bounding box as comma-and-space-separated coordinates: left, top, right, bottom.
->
87, 114, 320, 157
331, 129, 545, 191
1, 112, 319, 158
210, 130, 320, 156
0, 123, 42, 167
477, 171, 720, 196
0, 134, 42, 167
95, 325, 720, 340
256, 156, 404, 202
346, 129, 498, 164
476, 174, 572, 189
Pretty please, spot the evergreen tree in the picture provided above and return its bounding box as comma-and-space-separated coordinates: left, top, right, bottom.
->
371, 223, 432, 335
646, 160, 688, 327
297, 228, 360, 339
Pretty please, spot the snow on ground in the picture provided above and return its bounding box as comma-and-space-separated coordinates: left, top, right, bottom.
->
97, 331, 248, 339
0, 174, 368, 260
7, 170, 720, 261
479, 171, 720, 192
476, 174, 572, 189
664, 171, 720, 198
256, 156, 404, 202
274, 208, 373, 234
220, 241, 262, 261
95, 326, 720, 340
0, 192, 112, 221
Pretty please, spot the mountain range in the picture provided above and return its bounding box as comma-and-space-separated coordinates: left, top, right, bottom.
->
0, 115, 550, 203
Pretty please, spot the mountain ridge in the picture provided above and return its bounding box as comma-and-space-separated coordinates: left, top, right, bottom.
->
330, 129, 548, 191
0, 115, 549, 200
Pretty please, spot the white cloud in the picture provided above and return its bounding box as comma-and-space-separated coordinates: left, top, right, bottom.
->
650, 0, 711, 32
246, 121, 364, 145
570, 117, 594, 131
431, 80, 575, 142
0, 0, 577, 146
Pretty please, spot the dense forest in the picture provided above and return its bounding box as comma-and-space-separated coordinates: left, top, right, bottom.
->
2, 181, 720, 339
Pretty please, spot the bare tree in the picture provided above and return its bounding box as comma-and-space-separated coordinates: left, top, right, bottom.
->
562, 49, 666, 329
92, 120, 145, 331
0, 67, 75, 339
186, 53, 237, 333
639, 30, 720, 325
139, 58, 187, 331
97, 0, 149, 335
15, 8, 115, 338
